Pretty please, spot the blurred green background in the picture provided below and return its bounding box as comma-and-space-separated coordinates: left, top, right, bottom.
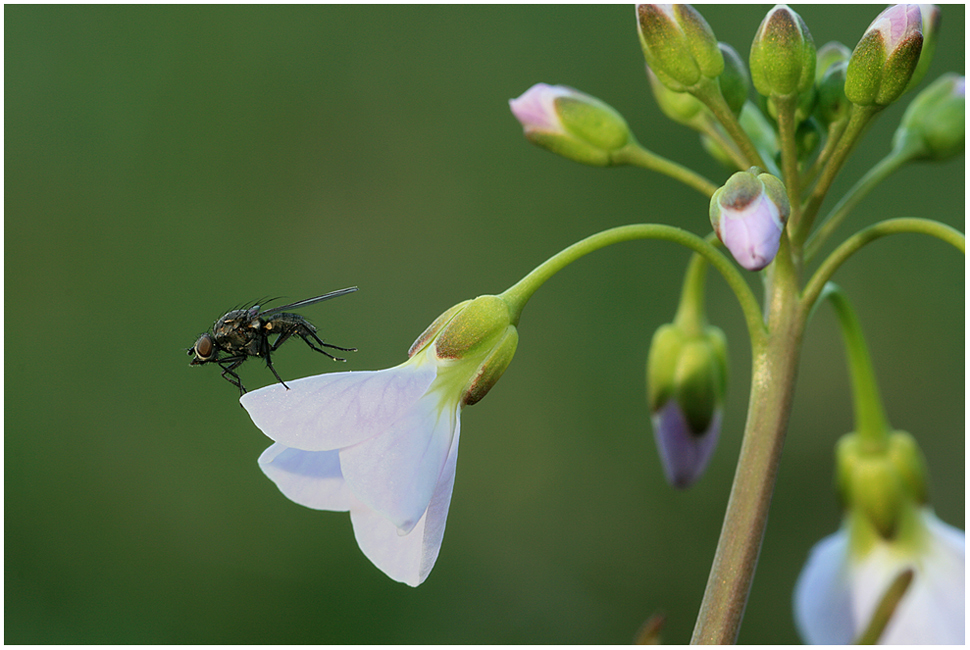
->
6, 5, 964, 644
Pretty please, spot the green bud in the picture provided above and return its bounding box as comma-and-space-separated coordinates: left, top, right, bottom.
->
815, 41, 852, 84
718, 42, 751, 116
636, 4, 723, 93
646, 323, 727, 432
845, 4, 923, 107
892, 73, 965, 161
815, 60, 851, 125
647, 64, 711, 131
509, 84, 632, 166
905, 5, 941, 93
749, 5, 816, 98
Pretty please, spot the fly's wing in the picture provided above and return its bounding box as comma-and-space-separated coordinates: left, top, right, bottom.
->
258, 287, 358, 316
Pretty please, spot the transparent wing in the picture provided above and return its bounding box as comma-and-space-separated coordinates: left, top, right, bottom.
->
258, 286, 357, 316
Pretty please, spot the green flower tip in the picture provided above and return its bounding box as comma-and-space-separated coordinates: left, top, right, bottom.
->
893, 72, 965, 161
509, 83, 631, 166
845, 4, 923, 107
636, 4, 723, 93
750, 4, 817, 99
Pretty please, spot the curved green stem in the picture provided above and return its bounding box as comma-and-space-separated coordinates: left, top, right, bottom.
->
612, 143, 719, 197
802, 218, 965, 315
673, 238, 716, 334
804, 148, 911, 261
499, 224, 766, 351
822, 283, 890, 445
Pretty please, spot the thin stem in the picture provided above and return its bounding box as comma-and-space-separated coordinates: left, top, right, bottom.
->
802, 218, 966, 315
499, 224, 766, 351
822, 283, 890, 444
612, 143, 719, 198
693, 78, 768, 170
673, 241, 713, 334
804, 149, 911, 261
801, 119, 848, 190
774, 95, 803, 239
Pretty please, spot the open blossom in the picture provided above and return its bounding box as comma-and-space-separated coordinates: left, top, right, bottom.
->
242, 295, 518, 586
794, 507, 965, 644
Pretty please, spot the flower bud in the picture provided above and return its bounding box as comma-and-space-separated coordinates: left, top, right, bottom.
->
845, 4, 923, 107
718, 42, 751, 116
709, 168, 790, 271
892, 73, 965, 161
836, 430, 928, 539
509, 83, 632, 166
636, 4, 723, 93
647, 64, 711, 132
410, 295, 518, 407
647, 323, 727, 488
905, 5, 941, 93
815, 60, 851, 125
749, 5, 817, 98
815, 41, 852, 84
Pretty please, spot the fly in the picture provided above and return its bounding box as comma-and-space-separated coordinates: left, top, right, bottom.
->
188, 286, 358, 396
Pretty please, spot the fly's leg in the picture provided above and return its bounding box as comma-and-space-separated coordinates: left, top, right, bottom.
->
298, 326, 356, 361
259, 329, 291, 390
217, 355, 250, 396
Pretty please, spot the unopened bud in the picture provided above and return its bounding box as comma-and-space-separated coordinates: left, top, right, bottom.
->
893, 73, 965, 161
647, 323, 727, 488
749, 4, 816, 98
636, 4, 723, 93
710, 168, 790, 271
845, 4, 923, 107
718, 42, 751, 116
509, 83, 632, 166
905, 4, 941, 93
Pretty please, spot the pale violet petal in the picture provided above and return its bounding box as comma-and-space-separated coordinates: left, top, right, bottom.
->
349, 408, 461, 587
340, 390, 459, 533
240, 360, 437, 452
875, 511, 965, 644
258, 443, 352, 511
793, 526, 856, 644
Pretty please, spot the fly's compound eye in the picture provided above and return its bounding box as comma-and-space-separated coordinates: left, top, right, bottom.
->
193, 334, 215, 360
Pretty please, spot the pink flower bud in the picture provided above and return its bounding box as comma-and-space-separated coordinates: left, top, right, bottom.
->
710, 168, 790, 271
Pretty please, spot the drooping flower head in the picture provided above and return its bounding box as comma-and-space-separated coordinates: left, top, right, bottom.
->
242, 295, 518, 586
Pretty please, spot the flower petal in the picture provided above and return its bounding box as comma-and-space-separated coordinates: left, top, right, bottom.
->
258, 443, 352, 511
793, 526, 856, 644
241, 359, 437, 452
340, 391, 459, 533
349, 412, 461, 587
877, 512, 965, 644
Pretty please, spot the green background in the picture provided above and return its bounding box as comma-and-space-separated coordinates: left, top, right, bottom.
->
6, 5, 964, 644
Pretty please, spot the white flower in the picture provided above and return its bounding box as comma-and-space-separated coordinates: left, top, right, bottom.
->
241, 295, 518, 587
794, 507, 965, 644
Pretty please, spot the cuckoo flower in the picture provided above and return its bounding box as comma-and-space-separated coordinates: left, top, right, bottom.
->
242, 295, 518, 586
794, 506, 965, 644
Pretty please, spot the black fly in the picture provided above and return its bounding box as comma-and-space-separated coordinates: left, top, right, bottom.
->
188, 287, 358, 396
